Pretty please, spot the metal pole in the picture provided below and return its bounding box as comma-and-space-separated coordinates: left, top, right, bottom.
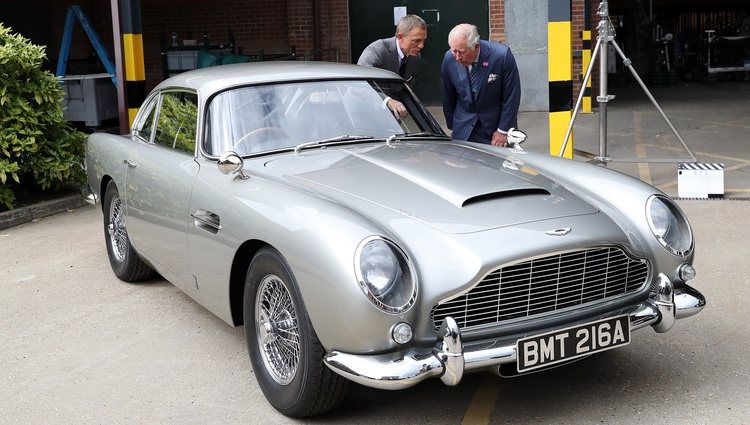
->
611, 40, 697, 162
110, 0, 128, 135
558, 0, 695, 164
558, 37, 602, 158
597, 1, 611, 160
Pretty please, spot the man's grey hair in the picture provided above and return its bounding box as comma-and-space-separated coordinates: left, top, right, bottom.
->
448, 23, 480, 48
396, 15, 427, 36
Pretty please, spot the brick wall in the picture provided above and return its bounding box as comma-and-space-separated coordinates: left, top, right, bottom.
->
573, 0, 585, 96
44, 0, 591, 109
46, 0, 350, 92
489, 0, 506, 43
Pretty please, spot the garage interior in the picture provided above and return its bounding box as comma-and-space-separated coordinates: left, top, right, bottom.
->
2, 1, 748, 105
605, 0, 749, 85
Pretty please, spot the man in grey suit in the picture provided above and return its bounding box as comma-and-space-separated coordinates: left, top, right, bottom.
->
358, 14, 427, 117
441, 23, 521, 146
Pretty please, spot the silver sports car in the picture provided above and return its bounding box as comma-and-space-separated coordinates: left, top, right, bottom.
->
84, 62, 705, 417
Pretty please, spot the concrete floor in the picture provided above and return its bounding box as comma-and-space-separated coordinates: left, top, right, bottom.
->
0, 201, 747, 424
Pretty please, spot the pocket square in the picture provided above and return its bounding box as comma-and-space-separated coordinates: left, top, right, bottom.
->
487, 73, 498, 83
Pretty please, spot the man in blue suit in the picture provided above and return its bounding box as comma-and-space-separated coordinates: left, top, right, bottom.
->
441, 23, 521, 146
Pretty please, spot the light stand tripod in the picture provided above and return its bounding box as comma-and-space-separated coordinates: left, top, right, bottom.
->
558, 0, 696, 163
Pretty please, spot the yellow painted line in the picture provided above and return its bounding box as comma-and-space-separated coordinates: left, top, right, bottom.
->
657, 162, 750, 191
461, 377, 501, 425
634, 112, 652, 184
643, 143, 750, 164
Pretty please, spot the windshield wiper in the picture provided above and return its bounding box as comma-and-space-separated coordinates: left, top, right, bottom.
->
391, 131, 450, 139
385, 131, 451, 145
294, 135, 373, 154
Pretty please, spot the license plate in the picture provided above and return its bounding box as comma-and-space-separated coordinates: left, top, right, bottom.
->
516, 316, 630, 373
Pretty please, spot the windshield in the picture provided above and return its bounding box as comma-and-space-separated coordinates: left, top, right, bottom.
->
204, 79, 444, 156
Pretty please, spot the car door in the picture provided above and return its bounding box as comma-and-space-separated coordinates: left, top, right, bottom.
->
125, 90, 200, 288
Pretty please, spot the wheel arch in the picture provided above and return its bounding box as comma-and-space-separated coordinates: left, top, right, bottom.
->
99, 175, 114, 212
228, 238, 268, 326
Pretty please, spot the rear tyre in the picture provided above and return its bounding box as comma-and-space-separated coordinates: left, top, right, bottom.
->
102, 181, 154, 281
243, 247, 348, 417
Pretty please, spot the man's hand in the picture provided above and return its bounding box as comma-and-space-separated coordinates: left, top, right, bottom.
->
491, 130, 508, 147
387, 98, 408, 118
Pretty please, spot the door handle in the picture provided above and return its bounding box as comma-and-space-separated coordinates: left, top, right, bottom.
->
123, 159, 137, 168
191, 210, 222, 234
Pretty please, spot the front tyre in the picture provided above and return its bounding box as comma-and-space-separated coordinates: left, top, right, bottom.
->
102, 181, 154, 281
244, 247, 348, 417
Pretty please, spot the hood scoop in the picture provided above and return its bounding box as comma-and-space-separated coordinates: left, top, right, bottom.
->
462, 188, 551, 207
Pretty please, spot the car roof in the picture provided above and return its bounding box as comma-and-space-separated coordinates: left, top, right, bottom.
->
153, 61, 402, 94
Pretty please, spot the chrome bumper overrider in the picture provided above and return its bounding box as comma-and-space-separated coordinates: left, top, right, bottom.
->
324, 275, 705, 390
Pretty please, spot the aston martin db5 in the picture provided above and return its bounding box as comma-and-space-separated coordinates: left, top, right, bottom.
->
84, 62, 705, 417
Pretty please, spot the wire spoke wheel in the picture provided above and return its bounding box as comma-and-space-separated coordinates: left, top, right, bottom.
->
107, 194, 127, 262
102, 181, 154, 282
256, 274, 300, 385
244, 247, 348, 416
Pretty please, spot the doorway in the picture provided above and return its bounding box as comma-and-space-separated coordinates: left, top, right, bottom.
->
350, 0, 489, 105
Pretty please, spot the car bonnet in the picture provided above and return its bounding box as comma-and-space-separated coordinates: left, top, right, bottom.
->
262, 141, 599, 234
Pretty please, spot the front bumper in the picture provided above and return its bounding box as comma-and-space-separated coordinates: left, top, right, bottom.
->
324, 274, 705, 390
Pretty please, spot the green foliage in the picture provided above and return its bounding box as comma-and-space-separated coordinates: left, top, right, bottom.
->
157, 93, 197, 153
0, 24, 87, 210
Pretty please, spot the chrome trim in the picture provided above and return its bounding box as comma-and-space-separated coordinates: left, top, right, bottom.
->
544, 227, 571, 236
354, 236, 418, 314
431, 246, 650, 332
651, 273, 675, 333
324, 282, 705, 390
81, 184, 98, 206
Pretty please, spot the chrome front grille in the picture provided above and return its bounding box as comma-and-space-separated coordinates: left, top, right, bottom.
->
431, 247, 650, 331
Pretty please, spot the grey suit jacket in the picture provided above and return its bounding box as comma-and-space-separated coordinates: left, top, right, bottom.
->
357, 36, 420, 84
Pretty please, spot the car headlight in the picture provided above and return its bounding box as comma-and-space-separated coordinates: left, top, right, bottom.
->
355, 236, 416, 314
646, 195, 693, 257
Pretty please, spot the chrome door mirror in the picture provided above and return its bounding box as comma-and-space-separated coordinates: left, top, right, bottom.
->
507, 128, 527, 150
218, 151, 250, 179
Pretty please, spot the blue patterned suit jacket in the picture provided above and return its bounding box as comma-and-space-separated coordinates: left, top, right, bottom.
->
441, 40, 521, 143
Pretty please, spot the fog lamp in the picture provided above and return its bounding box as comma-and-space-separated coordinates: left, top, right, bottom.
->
679, 264, 696, 281
392, 322, 413, 344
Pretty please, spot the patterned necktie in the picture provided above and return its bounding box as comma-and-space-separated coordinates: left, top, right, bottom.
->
468, 64, 478, 100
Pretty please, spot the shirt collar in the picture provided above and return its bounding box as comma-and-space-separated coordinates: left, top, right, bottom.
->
396, 39, 406, 62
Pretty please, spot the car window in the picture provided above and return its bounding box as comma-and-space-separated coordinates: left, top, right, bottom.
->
134, 97, 158, 143
154, 91, 198, 154
204, 80, 441, 156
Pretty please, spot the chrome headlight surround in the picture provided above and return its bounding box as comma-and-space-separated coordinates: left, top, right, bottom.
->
646, 195, 693, 257
355, 236, 417, 314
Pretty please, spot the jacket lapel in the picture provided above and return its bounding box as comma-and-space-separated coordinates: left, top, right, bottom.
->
472, 47, 491, 100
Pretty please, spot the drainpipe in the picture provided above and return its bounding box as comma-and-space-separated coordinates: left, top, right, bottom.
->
110, 0, 127, 134
313, 0, 321, 60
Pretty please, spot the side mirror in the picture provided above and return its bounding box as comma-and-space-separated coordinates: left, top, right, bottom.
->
218, 151, 250, 179
506, 128, 527, 149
